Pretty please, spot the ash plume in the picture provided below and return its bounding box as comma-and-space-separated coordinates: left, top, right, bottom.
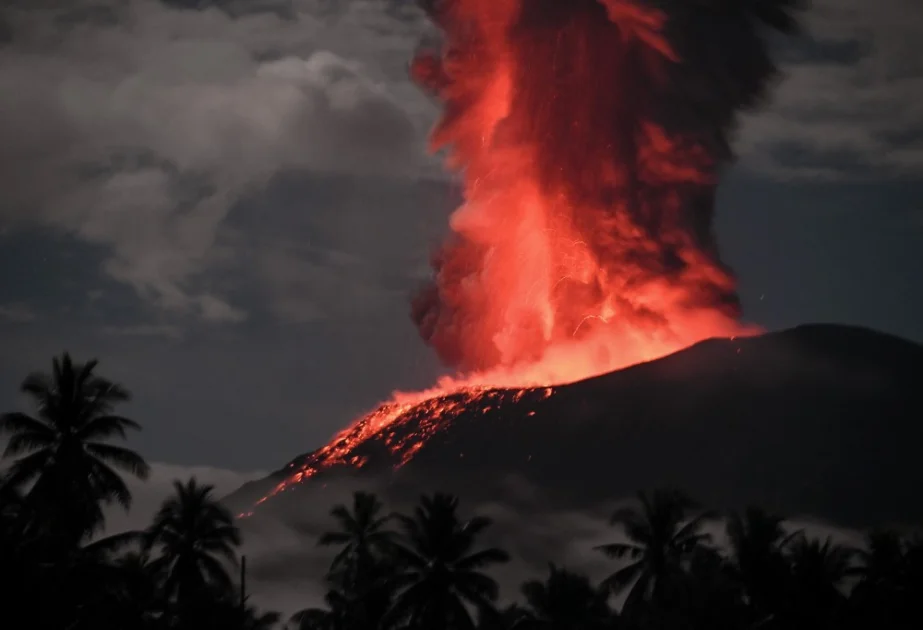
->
410, 0, 802, 375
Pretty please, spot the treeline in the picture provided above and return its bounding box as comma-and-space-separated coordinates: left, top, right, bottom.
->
0, 354, 276, 630
297, 490, 922, 630
2, 354, 922, 630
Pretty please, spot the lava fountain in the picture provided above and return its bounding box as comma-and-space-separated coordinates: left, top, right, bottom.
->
247, 0, 800, 512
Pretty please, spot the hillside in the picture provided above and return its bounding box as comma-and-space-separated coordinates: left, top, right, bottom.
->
229, 324, 923, 528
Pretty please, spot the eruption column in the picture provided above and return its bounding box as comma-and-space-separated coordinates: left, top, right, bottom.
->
247, 0, 801, 511
410, 0, 772, 384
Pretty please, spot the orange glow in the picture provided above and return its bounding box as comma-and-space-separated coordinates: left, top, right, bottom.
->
244, 0, 761, 514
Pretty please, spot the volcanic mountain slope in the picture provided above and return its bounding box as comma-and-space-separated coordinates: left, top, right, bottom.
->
230, 324, 923, 528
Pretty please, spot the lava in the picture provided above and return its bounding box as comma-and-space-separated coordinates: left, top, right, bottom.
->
246, 0, 798, 513
410, 0, 746, 377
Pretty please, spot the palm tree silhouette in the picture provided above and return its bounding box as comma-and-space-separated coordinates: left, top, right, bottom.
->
319, 491, 397, 586
212, 599, 282, 630
850, 530, 914, 629
517, 564, 613, 630
854, 530, 907, 592
0, 480, 50, 626
681, 545, 746, 630
0, 353, 149, 544
725, 506, 800, 623
384, 493, 510, 630
594, 489, 713, 615
144, 477, 242, 623
96, 551, 164, 630
312, 491, 397, 629
476, 603, 530, 630
243, 606, 281, 630
783, 533, 857, 628
291, 588, 350, 630
58, 531, 155, 630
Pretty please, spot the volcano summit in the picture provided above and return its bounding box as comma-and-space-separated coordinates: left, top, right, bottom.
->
235, 324, 923, 528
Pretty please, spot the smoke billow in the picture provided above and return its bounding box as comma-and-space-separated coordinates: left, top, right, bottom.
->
410, 0, 801, 378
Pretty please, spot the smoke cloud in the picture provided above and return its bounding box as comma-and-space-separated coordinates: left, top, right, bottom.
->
409, 0, 801, 376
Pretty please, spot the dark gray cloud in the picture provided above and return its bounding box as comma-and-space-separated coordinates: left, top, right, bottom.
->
0, 302, 37, 322
0, 0, 437, 320
737, 0, 923, 180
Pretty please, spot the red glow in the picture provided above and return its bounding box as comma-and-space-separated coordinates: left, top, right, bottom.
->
246, 0, 760, 514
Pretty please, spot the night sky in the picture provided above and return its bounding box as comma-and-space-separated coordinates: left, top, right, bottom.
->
1, 0, 921, 485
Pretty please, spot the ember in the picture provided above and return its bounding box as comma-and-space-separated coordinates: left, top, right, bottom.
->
248, 0, 796, 513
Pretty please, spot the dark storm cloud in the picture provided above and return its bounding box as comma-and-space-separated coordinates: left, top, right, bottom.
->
0, 303, 37, 323
0, 0, 918, 335
737, 0, 923, 180
0, 0, 436, 321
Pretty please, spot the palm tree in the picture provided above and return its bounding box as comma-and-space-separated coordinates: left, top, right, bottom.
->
291, 588, 350, 630
0, 353, 149, 543
594, 489, 713, 615
476, 603, 529, 630
0, 479, 34, 549
681, 546, 746, 630
384, 493, 510, 630
314, 491, 397, 629
61, 532, 155, 630
144, 477, 242, 622
319, 491, 397, 586
853, 530, 907, 593
95, 551, 164, 630
725, 506, 799, 621
243, 606, 281, 630
849, 530, 913, 629
517, 564, 613, 630
211, 599, 281, 630
783, 534, 856, 629
0, 480, 50, 626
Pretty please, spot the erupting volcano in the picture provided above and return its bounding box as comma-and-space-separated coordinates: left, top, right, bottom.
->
246, 0, 803, 513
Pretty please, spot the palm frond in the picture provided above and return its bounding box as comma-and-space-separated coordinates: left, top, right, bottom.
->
85, 442, 150, 479
198, 551, 236, 591
78, 414, 142, 441
3, 432, 53, 458
456, 547, 510, 570
3, 449, 51, 488
20, 373, 53, 406
330, 504, 356, 529
593, 542, 643, 559
674, 510, 717, 543
600, 560, 643, 595
88, 458, 134, 510
0, 412, 53, 437
82, 530, 145, 557
317, 531, 352, 546
463, 515, 493, 536
456, 570, 501, 601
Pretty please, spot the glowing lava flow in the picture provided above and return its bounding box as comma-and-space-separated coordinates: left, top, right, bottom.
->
243, 0, 796, 514
242, 386, 554, 516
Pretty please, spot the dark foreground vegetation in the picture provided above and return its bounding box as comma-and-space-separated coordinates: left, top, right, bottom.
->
2, 354, 922, 630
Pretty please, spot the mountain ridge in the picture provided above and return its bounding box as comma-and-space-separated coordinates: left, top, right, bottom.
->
228, 323, 923, 528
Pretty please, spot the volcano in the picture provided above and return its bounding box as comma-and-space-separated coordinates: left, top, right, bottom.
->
230, 2, 920, 531
232, 324, 923, 528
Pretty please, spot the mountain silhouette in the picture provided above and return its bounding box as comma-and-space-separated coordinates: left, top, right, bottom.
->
229, 324, 923, 528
